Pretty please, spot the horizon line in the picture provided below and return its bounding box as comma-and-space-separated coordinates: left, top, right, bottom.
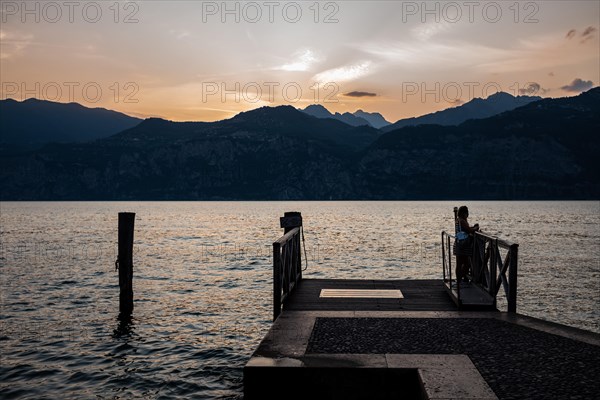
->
2, 87, 595, 124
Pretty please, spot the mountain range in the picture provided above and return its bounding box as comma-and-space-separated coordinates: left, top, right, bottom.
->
0, 89, 598, 200
301, 105, 391, 129
0, 98, 142, 151
381, 92, 541, 132
0, 90, 540, 150
361, 89, 599, 199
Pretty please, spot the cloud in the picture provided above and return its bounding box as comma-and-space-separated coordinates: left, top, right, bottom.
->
312, 61, 373, 83
560, 78, 594, 92
518, 82, 548, 95
447, 99, 464, 106
276, 49, 320, 72
343, 91, 377, 98
581, 26, 597, 37
411, 21, 452, 41
169, 29, 191, 40
580, 26, 597, 43
479, 32, 598, 73
357, 31, 597, 77
567, 26, 597, 43
0, 30, 34, 60
357, 39, 518, 72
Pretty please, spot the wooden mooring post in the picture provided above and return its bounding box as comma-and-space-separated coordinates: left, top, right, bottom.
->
118, 212, 135, 316
280, 211, 302, 234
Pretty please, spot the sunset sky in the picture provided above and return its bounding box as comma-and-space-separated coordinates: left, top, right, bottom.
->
1, 0, 598, 122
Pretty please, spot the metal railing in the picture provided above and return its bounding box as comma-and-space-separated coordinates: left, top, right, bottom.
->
442, 230, 519, 312
472, 231, 519, 312
273, 226, 302, 320
441, 230, 457, 299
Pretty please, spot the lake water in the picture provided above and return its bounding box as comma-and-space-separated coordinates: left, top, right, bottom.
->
1, 201, 598, 399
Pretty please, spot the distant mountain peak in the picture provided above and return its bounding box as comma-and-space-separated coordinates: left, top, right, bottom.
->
138, 117, 172, 126
300, 104, 389, 128
228, 105, 315, 127
383, 91, 542, 132
301, 104, 333, 119
0, 98, 142, 150
488, 91, 514, 99
353, 109, 390, 129
236, 104, 304, 119
304, 104, 329, 111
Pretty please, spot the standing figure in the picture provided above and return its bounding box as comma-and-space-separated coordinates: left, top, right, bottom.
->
455, 206, 479, 283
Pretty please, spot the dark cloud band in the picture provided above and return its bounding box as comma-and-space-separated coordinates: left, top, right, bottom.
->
561, 78, 594, 92
519, 82, 547, 95
582, 26, 597, 37
343, 91, 377, 98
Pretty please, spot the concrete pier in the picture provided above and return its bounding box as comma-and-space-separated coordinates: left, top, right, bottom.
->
244, 278, 600, 400
246, 213, 600, 399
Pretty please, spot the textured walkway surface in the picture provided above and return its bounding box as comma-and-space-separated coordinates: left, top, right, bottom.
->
246, 279, 599, 399
307, 317, 600, 400
283, 279, 461, 311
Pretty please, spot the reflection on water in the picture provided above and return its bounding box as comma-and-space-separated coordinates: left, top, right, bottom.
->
0, 201, 598, 398
113, 314, 134, 339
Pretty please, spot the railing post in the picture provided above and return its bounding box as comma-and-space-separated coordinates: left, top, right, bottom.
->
471, 234, 478, 283
296, 229, 302, 280
507, 243, 519, 313
273, 241, 282, 321
447, 235, 452, 284
489, 239, 497, 296
441, 232, 446, 281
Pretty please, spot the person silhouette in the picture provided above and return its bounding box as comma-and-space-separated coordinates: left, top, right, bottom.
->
455, 206, 479, 284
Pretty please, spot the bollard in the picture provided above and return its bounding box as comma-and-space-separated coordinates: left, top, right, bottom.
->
118, 212, 135, 316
